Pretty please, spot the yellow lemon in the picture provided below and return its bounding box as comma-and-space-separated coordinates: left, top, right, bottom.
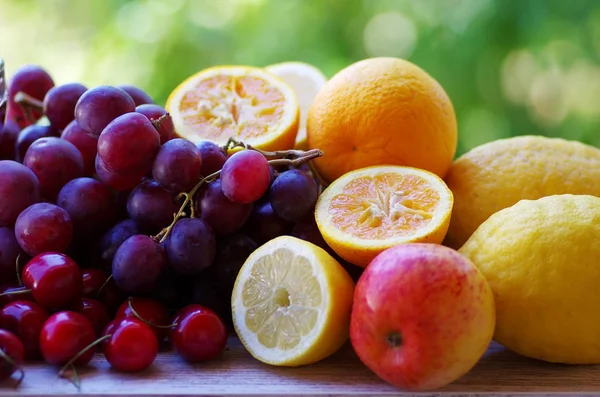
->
231, 236, 355, 366
444, 135, 600, 248
459, 194, 600, 364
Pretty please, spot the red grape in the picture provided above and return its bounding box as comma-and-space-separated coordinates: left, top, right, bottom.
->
112, 235, 167, 294
74, 85, 135, 137
197, 141, 226, 176
0, 227, 24, 284
0, 120, 20, 161
135, 104, 175, 144
152, 138, 202, 193
244, 201, 291, 245
6, 65, 54, 128
165, 218, 215, 275
60, 120, 98, 176
97, 112, 160, 174
269, 169, 318, 222
127, 179, 179, 233
95, 154, 146, 192
96, 219, 141, 271
56, 177, 116, 238
118, 85, 154, 106
15, 124, 55, 162
0, 160, 40, 227
15, 203, 73, 256
43, 83, 87, 130
23, 137, 84, 200
196, 180, 252, 235
220, 150, 270, 204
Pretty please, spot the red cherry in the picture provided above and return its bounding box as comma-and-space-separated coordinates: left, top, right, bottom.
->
75, 298, 110, 337
97, 277, 126, 316
169, 304, 227, 362
0, 329, 25, 382
22, 253, 82, 311
39, 311, 96, 366
115, 297, 170, 341
0, 283, 34, 308
103, 318, 158, 372
81, 268, 107, 298
0, 300, 49, 359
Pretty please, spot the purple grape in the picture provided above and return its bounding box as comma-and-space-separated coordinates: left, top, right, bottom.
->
96, 219, 141, 271
43, 83, 87, 130
112, 234, 167, 294
118, 85, 154, 106
152, 138, 202, 193
15, 203, 73, 256
74, 86, 135, 137
15, 124, 54, 162
165, 218, 215, 276
5, 65, 54, 129
97, 112, 160, 174
244, 202, 290, 245
95, 154, 146, 192
0, 160, 40, 227
127, 179, 179, 233
291, 215, 330, 252
0, 120, 20, 161
187, 273, 232, 326
0, 227, 24, 284
23, 137, 84, 200
60, 120, 98, 176
56, 177, 116, 238
196, 180, 252, 235
270, 169, 318, 222
196, 141, 226, 176
135, 104, 175, 144
213, 233, 257, 294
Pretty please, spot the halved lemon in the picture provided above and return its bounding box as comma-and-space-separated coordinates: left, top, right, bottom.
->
166, 65, 300, 151
231, 235, 354, 367
265, 62, 328, 150
315, 166, 454, 267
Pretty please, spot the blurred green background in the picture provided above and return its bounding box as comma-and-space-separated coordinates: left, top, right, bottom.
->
1, 0, 599, 155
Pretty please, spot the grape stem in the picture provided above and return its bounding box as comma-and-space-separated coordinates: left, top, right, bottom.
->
58, 334, 112, 390
13, 91, 43, 124
153, 139, 324, 243
0, 346, 25, 387
150, 113, 170, 131
127, 298, 176, 329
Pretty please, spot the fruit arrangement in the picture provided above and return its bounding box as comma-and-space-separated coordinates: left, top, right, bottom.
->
0, 55, 599, 392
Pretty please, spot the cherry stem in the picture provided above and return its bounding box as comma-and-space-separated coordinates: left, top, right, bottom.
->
58, 333, 112, 388
15, 254, 24, 286
0, 288, 31, 297
150, 113, 170, 131
154, 139, 324, 243
0, 347, 25, 386
127, 298, 176, 329
96, 274, 113, 298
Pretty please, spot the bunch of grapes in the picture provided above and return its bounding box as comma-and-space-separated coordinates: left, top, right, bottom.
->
0, 63, 356, 384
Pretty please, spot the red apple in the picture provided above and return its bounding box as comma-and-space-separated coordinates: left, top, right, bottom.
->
350, 243, 495, 391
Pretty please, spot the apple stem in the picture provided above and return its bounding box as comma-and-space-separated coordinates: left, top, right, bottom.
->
386, 332, 403, 348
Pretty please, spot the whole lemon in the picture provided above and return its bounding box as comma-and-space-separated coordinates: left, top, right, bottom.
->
444, 135, 600, 248
307, 57, 457, 183
459, 194, 600, 364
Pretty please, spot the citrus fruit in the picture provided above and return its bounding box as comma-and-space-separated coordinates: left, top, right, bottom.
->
306, 57, 457, 183
459, 194, 600, 364
315, 166, 453, 268
166, 66, 300, 151
231, 235, 354, 366
265, 62, 328, 150
444, 135, 600, 249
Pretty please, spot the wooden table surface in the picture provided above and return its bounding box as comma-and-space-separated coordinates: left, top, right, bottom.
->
1, 337, 599, 397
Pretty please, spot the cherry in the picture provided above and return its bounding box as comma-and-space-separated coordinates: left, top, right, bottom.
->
22, 253, 82, 311
75, 298, 110, 337
0, 330, 25, 383
81, 268, 107, 298
0, 300, 49, 359
96, 276, 126, 316
169, 304, 227, 363
102, 318, 158, 372
0, 283, 34, 308
39, 311, 96, 366
115, 297, 171, 342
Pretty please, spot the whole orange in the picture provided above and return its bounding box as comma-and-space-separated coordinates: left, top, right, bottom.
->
307, 57, 457, 182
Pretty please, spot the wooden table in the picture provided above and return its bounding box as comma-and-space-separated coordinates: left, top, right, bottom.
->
1, 338, 599, 396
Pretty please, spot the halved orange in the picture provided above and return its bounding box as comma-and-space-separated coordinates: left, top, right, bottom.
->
315, 166, 454, 267
166, 66, 300, 151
